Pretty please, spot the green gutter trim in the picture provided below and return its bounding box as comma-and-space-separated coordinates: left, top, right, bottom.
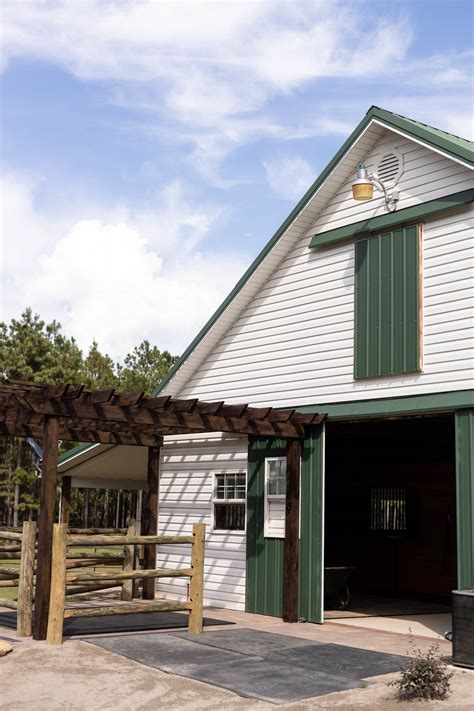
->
294, 389, 474, 420
58, 442, 101, 465
310, 189, 474, 249
371, 107, 474, 165
154, 106, 473, 395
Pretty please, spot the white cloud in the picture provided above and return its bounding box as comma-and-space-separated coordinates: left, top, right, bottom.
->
0, 174, 248, 358
2, 1, 471, 182
263, 155, 316, 201
0, 0, 441, 178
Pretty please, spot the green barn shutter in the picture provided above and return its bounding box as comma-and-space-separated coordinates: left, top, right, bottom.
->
355, 225, 420, 378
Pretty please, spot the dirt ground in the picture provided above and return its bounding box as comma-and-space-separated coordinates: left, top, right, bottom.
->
0, 640, 473, 711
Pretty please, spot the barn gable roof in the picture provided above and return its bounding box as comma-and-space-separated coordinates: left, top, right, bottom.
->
157, 106, 473, 397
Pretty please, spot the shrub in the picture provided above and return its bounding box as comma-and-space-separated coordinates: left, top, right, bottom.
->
390, 635, 454, 700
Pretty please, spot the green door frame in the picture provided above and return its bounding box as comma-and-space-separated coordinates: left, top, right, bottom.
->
455, 409, 474, 589
246, 425, 325, 622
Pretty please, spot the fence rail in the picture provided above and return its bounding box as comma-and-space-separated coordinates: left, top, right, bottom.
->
0, 521, 37, 634
47, 522, 205, 645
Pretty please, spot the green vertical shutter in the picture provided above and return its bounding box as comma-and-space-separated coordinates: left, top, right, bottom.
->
355, 225, 420, 378
246, 429, 325, 622
455, 410, 474, 589
299, 426, 325, 623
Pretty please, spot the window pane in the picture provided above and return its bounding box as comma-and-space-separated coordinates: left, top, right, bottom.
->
215, 474, 226, 499
214, 503, 245, 530
267, 459, 286, 496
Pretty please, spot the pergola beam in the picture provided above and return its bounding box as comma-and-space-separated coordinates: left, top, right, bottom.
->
2, 400, 322, 439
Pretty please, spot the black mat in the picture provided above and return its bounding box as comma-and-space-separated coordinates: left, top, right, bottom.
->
90, 628, 409, 704
0, 610, 232, 636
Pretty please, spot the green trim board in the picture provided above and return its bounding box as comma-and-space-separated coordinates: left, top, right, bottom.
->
355, 226, 419, 378
455, 410, 474, 589
370, 107, 473, 165
293, 390, 474, 421
310, 189, 474, 249
58, 442, 101, 465
246, 428, 325, 622
154, 106, 473, 396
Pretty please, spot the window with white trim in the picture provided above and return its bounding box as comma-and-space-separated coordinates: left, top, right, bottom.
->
264, 457, 286, 538
212, 472, 246, 531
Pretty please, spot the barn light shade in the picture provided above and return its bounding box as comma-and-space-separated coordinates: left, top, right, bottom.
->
352, 164, 374, 201
351, 163, 399, 212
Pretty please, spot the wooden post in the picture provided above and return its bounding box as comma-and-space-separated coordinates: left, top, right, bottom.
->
121, 518, 137, 601
34, 415, 59, 640
60, 476, 72, 525
143, 446, 160, 599
17, 520, 37, 637
188, 522, 205, 634
282, 438, 302, 623
46, 523, 67, 645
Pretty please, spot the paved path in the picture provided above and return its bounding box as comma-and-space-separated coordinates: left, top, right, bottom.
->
90, 628, 409, 703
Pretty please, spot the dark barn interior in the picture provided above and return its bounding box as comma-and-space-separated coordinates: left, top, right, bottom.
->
324, 415, 457, 611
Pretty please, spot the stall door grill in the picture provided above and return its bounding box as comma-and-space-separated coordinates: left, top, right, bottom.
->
370, 487, 408, 533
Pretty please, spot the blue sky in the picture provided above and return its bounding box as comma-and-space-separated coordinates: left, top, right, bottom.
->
1, 0, 472, 359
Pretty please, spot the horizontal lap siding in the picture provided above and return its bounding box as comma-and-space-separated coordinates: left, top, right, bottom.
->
179, 131, 473, 406
156, 433, 248, 610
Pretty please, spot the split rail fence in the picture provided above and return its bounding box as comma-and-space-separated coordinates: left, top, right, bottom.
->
0, 522, 37, 636
47, 522, 205, 645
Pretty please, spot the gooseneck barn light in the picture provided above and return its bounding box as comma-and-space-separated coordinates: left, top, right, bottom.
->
352, 163, 399, 212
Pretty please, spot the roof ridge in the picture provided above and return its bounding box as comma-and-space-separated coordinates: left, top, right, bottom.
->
369, 105, 473, 145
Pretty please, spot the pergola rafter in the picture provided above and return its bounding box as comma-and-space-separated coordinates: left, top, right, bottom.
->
0, 380, 326, 640
0, 381, 324, 442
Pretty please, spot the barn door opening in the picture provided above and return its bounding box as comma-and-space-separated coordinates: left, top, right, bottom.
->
324, 416, 456, 624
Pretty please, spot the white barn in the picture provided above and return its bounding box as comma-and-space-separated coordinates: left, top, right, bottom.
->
59, 106, 474, 623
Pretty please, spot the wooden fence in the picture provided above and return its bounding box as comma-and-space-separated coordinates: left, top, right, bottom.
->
47, 523, 205, 645
0, 522, 37, 636
0, 524, 136, 638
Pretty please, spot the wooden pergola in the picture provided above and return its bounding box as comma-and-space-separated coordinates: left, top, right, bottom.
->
0, 380, 325, 639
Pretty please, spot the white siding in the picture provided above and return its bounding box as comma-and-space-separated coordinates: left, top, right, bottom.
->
178, 130, 474, 406
156, 433, 248, 610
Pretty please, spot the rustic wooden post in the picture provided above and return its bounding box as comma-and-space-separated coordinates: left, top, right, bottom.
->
34, 415, 59, 640
282, 438, 302, 623
17, 520, 37, 637
121, 518, 137, 601
46, 523, 67, 645
188, 522, 205, 634
143, 445, 160, 599
60, 476, 72, 525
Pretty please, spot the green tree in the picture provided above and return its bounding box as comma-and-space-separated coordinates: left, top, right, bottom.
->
0, 309, 178, 525
0, 308, 83, 384
118, 340, 178, 395
82, 340, 119, 389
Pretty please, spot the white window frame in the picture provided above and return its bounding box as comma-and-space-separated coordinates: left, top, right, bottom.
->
264, 457, 287, 538
211, 469, 247, 534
